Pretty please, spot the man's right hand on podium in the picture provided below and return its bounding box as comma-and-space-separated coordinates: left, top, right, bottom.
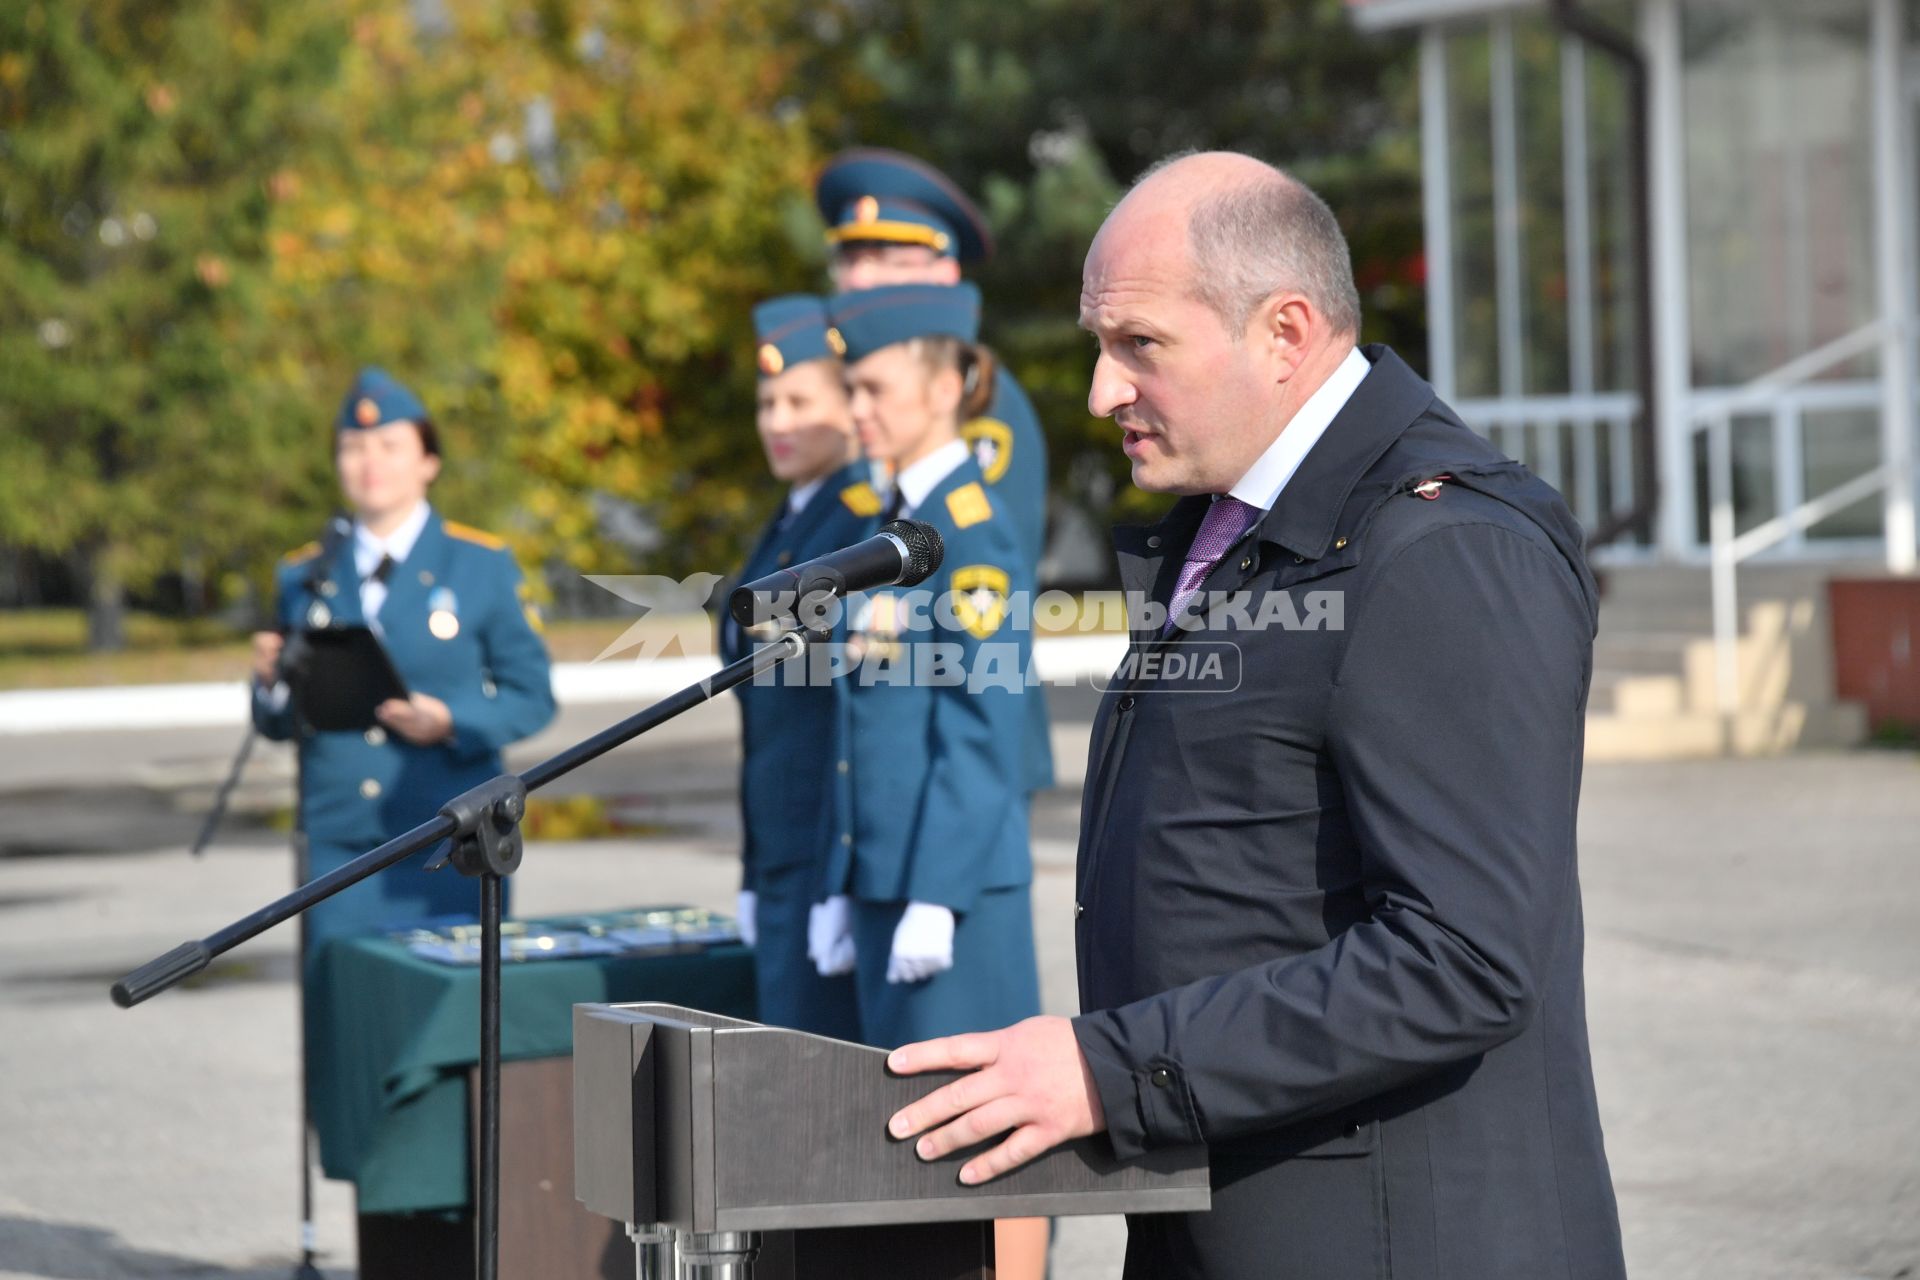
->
807, 895, 856, 976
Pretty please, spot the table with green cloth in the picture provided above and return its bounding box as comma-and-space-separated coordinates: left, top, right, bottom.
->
309, 910, 756, 1215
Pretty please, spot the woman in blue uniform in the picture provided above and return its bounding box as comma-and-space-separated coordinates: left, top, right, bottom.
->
250, 367, 556, 1107
813, 147, 1055, 801
722, 295, 874, 1040
822, 282, 1050, 1275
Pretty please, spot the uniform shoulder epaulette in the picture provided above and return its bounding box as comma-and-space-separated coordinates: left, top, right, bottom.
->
840, 482, 883, 517
279, 541, 322, 566
945, 482, 992, 529
443, 520, 506, 551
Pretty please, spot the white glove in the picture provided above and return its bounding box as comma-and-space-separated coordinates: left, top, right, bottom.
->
735, 890, 758, 948
807, 895, 856, 977
886, 902, 955, 985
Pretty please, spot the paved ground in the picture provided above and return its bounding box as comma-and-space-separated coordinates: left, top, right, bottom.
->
0, 696, 1916, 1278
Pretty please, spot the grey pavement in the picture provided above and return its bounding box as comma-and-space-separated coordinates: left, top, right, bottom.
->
0, 697, 1916, 1277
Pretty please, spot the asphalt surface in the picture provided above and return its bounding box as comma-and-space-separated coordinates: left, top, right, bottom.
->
0, 691, 1916, 1279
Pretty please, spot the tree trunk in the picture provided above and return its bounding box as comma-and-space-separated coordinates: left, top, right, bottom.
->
79, 544, 127, 652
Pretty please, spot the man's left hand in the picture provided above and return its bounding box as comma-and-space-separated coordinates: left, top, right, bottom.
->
886, 1015, 1107, 1186
375, 693, 453, 745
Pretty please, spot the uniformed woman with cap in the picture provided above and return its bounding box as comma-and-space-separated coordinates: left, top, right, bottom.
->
723, 296, 874, 1040
818, 282, 1048, 1276
814, 147, 1055, 803
250, 368, 556, 1098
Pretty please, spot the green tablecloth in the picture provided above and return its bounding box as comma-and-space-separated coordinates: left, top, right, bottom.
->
309, 912, 756, 1215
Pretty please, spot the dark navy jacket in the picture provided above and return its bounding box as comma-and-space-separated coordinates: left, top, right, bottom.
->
722, 463, 878, 894
1070, 347, 1626, 1280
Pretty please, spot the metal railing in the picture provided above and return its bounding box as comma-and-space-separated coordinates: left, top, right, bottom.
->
1453, 393, 1643, 545
1698, 322, 1899, 715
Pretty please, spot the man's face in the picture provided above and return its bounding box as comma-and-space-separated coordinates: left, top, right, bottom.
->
1080, 207, 1275, 496
756, 361, 854, 485
336, 421, 438, 519
830, 243, 963, 293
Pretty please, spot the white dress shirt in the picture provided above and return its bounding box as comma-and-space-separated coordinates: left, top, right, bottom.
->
354, 501, 432, 634
889, 439, 971, 518
1227, 347, 1370, 510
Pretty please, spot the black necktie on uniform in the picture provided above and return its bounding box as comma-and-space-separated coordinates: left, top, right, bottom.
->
372, 553, 396, 586
881, 486, 905, 523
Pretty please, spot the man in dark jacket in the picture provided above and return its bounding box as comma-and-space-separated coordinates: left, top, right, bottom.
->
885, 151, 1627, 1279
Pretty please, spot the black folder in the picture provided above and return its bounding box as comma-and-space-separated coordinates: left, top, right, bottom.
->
293, 625, 410, 732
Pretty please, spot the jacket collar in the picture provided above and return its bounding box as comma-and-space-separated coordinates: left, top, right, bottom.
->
1248, 345, 1435, 562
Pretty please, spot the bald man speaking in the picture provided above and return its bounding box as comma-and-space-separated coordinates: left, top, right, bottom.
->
884, 152, 1627, 1279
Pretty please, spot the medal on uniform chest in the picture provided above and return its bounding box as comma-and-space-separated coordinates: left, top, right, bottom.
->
428, 586, 460, 640
857, 592, 900, 661
306, 600, 332, 628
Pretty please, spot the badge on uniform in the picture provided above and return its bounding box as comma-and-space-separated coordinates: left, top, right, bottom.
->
950, 566, 1009, 640
516, 580, 544, 634
306, 600, 333, 629
428, 586, 460, 640
961, 418, 1014, 484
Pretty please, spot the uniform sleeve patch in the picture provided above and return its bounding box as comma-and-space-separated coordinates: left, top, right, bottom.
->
945, 482, 992, 529
443, 520, 507, 551
840, 482, 883, 517
960, 418, 1014, 484
517, 580, 546, 634
949, 564, 1010, 639
279, 541, 322, 566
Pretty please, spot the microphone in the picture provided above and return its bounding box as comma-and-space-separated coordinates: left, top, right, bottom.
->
728, 519, 944, 629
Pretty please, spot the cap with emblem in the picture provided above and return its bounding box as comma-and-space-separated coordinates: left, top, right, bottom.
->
814, 148, 993, 265
751, 295, 844, 380
336, 366, 429, 434
828, 282, 981, 363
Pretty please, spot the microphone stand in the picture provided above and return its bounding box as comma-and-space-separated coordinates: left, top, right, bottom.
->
187, 629, 327, 1280
112, 627, 818, 1280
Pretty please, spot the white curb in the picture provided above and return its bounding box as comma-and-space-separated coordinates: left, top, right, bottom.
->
0, 634, 1131, 736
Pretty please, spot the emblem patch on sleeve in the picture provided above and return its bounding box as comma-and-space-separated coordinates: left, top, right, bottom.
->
945, 482, 992, 529
961, 418, 1014, 484
949, 565, 1010, 639
517, 580, 545, 634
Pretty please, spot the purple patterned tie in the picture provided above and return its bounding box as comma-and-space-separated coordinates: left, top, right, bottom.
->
1163, 496, 1261, 634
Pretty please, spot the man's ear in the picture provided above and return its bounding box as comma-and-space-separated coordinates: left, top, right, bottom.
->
1256, 292, 1316, 382
931, 257, 963, 286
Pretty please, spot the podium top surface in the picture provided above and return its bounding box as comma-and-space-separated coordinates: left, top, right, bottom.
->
573, 1002, 1211, 1233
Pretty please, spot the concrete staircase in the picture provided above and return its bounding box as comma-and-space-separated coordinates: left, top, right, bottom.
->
1585, 563, 1870, 760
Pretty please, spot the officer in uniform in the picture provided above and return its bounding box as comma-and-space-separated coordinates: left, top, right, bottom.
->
251, 367, 556, 1099
722, 295, 873, 1040
822, 278, 1050, 1280
815, 148, 1053, 797
815, 282, 1042, 1039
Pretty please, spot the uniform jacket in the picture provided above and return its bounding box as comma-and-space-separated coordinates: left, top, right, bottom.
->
830, 455, 1037, 912
966, 372, 1055, 795
253, 509, 556, 852
722, 463, 877, 894
1069, 347, 1626, 1280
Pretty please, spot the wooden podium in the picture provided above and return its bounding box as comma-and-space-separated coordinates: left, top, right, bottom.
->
572, 1003, 1211, 1278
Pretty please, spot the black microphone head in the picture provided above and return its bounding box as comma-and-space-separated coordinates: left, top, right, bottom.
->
882, 519, 944, 587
